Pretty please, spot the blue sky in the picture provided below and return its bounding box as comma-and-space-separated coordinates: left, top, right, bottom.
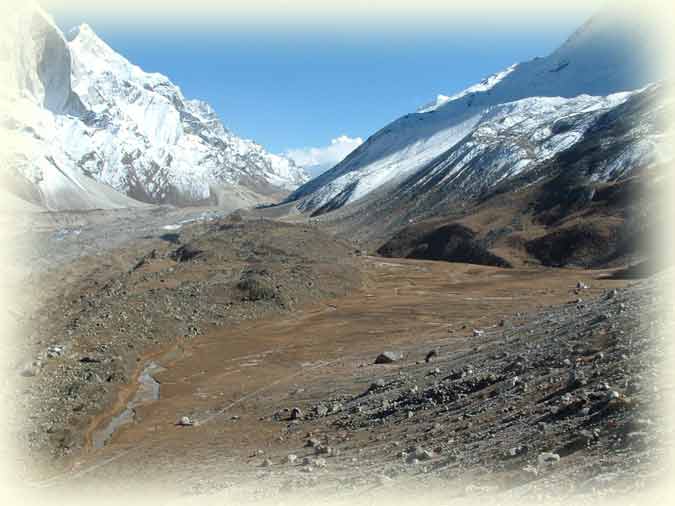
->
54, 10, 593, 167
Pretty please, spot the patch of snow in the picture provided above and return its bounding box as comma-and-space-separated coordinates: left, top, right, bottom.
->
417, 94, 451, 113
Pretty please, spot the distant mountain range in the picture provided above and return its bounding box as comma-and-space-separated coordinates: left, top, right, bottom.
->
0, 3, 308, 211
270, 9, 672, 270
1, 3, 670, 227
285, 10, 669, 218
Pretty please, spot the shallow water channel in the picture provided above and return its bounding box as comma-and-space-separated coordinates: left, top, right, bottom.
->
92, 361, 165, 449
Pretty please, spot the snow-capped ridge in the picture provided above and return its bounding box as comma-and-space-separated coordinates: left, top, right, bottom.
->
441, 63, 520, 109
417, 63, 519, 114
417, 95, 451, 113
1, 5, 308, 210
288, 8, 663, 215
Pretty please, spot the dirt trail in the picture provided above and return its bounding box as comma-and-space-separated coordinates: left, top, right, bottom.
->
40, 256, 629, 492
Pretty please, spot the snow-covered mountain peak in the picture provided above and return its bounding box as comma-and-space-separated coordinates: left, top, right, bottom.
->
287, 8, 664, 215
67, 22, 167, 96
66, 23, 97, 42
2, 4, 308, 210
0, 2, 83, 115
556, 7, 636, 53
68, 23, 126, 70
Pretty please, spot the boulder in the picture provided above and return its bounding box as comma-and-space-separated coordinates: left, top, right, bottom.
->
375, 351, 403, 364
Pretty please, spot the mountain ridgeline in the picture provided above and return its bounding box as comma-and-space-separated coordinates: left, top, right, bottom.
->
279, 10, 671, 269
1, 4, 671, 271
0, 3, 308, 211
285, 11, 664, 217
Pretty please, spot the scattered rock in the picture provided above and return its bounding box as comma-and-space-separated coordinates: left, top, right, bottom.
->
413, 446, 433, 461
537, 452, 561, 467
316, 445, 336, 456
306, 437, 321, 448
606, 390, 621, 402
79, 356, 101, 364
504, 445, 528, 458
568, 369, 587, 388
369, 379, 387, 392
522, 465, 538, 477
46, 345, 64, 358
499, 319, 513, 329
375, 351, 403, 364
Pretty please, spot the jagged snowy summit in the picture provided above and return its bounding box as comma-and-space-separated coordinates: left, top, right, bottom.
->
1, 4, 309, 211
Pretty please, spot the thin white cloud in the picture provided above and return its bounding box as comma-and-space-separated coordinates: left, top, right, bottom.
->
284, 135, 363, 177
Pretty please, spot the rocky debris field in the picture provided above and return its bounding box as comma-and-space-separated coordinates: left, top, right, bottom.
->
9, 217, 362, 463
242, 276, 672, 500
4, 208, 673, 503
4, 206, 230, 277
